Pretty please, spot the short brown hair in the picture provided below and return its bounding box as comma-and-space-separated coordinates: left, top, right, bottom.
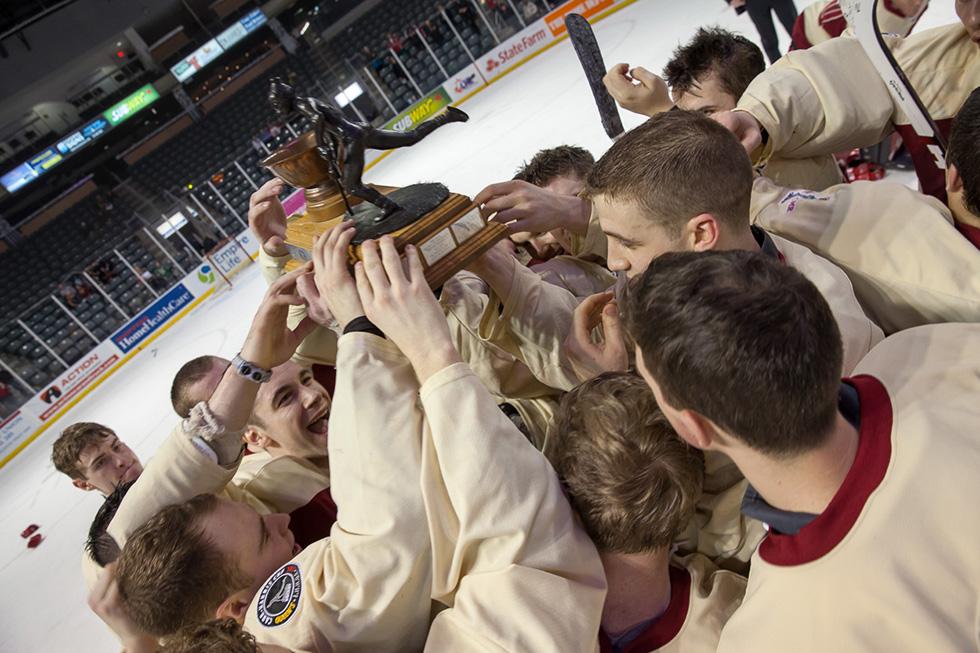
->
546, 372, 704, 554
585, 111, 754, 235
948, 86, 980, 215
514, 145, 595, 186
116, 494, 249, 637
171, 355, 227, 418
664, 27, 765, 100
623, 250, 842, 457
160, 618, 258, 653
51, 422, 115, 479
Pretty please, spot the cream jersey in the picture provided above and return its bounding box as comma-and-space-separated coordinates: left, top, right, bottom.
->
736, 24, 980, 202
418, 362, 606, 652
718, 323, 980, 653
110, 334, 431, 652
599, 554, 746, 653
675, 451, 766, 574
499, 229, 882, 389
751, 176, 980, 333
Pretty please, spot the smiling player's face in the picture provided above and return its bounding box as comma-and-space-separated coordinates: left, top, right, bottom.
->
251, 361, 331, 459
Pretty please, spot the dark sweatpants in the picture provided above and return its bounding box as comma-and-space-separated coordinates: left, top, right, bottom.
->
746, 0, 799, 63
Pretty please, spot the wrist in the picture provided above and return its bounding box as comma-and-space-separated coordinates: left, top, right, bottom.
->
409, 343, 462, 384
238, 343, 277, 371
566, 196, 592, 237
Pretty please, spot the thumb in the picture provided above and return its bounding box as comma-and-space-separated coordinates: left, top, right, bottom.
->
601, 303, 624, 345
290, 316, 317, 342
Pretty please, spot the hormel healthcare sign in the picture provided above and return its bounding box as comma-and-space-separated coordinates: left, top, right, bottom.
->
112, 284, 194, 353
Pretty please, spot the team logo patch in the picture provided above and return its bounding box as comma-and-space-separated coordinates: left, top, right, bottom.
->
256, 562, 302, 628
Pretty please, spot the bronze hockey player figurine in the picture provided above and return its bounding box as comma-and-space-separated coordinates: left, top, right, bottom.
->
268, 77, 468, 222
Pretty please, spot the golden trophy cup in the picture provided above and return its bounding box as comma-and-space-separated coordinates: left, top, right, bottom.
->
262, 79, 507, 289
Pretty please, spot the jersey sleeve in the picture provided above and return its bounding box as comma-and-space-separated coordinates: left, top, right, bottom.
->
568, 202, 608, 261
106, 420, 241, 548
497, 258, 583, 392
736, 35, 895, 162
418, 363, 606, 652
299, 332, 432, 651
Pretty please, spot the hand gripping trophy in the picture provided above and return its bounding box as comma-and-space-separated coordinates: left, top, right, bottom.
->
263, 78, 506, 288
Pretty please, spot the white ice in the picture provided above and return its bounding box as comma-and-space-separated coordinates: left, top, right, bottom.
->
0, 0, 961, 649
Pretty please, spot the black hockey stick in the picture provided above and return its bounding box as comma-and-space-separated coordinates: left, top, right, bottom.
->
564, 13, 625, 140
839, 0, 946, 167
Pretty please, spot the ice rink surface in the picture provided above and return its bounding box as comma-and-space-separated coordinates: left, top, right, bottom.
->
0, 0, 960, 649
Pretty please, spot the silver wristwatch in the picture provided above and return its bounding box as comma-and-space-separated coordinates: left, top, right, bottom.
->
231, 353, 272, 383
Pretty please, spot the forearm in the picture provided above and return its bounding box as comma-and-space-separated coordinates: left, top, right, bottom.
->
736, 36, 894, 161
106, 419, 238, 547
328, 333, 426, 537
499, 261, 583, 391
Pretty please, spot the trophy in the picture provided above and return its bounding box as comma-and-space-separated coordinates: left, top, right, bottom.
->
262, 79, 507, 289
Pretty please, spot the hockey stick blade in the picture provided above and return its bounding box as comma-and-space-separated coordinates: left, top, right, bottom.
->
839, 0, 946, 166
564, 13, 625, 139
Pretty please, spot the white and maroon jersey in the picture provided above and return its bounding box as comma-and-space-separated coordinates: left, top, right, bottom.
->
599, 554, 746, 653
791, 0, 922, 50
718, 323, 980, 653
752, 176, 980, 333
737, 24, 980, 205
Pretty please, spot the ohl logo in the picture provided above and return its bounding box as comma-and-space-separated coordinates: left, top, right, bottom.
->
197, 264, 215, 284
455, 74, 477, 94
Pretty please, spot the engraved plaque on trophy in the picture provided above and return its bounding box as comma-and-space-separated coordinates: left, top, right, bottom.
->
261, 79, 506, 289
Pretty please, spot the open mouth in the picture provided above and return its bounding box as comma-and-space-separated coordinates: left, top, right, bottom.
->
306, 407, 329, 436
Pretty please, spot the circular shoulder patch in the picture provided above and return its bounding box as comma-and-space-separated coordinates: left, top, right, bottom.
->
256, 562, 302, 628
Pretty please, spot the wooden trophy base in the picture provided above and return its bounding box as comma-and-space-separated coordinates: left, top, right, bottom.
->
283, 185, 507, 289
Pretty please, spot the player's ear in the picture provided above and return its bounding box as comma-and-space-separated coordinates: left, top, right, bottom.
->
672, 409, 717, 450
243, 426, 272, 453
947, 163, 964, 194
72, 478, 96, 492
215, 590, 252, 623
687, 213, 720, 252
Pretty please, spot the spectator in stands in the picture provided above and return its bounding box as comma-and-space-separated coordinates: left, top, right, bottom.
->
59, 282, 79, 308
523, 0, 541, 20
452, 0, 481, 33
387, 31, 404, 53
421, 18, 446, 46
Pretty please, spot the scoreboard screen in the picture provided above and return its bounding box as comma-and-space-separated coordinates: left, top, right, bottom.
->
103, 84, 160, 125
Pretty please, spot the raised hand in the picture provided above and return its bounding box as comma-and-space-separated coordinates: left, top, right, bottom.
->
311, 221, 365, 329
354, 236, 460, 382
474, 180, 591, 237
240, 264, 317, 370
248, 178, 289, 257
563, 291, 629, 382
603, 63, 673, 117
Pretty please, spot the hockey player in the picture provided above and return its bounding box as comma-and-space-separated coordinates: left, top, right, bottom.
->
623, 249, 980, 652
749, 86, 980, 332
472, 110, 882, 391
99, 229, 605, 651
547, 372, 749, 651
52, 422, 142, 496
169, 353, 336, 547
249, 178, 563, 448
718, 0, 980, 204
602, 27, 843, 189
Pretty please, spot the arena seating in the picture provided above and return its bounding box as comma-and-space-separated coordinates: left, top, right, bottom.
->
1, 0, 532, 409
